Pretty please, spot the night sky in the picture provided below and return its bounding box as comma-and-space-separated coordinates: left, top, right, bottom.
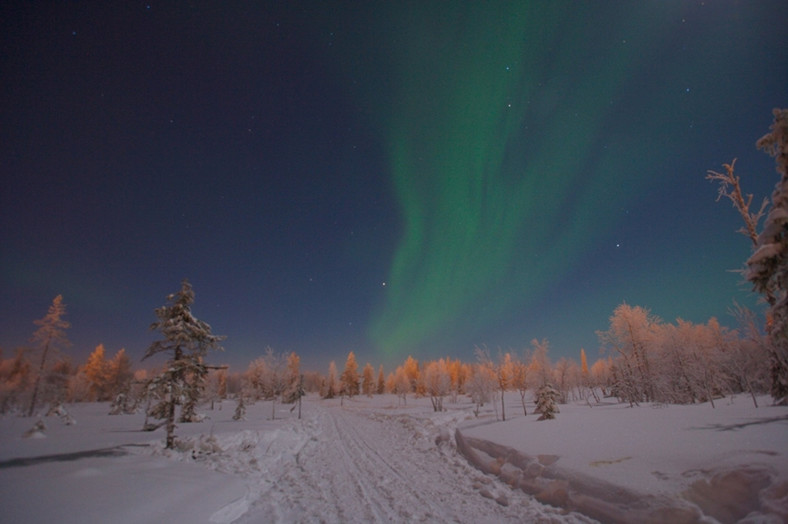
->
1, 2, 786, 371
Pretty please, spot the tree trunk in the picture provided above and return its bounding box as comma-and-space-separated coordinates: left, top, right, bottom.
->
27, 339, 51, 417
165, 382, 176, 449
519, 390, 527, 416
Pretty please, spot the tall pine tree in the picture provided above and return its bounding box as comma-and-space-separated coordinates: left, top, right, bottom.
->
143, 280, 224, 448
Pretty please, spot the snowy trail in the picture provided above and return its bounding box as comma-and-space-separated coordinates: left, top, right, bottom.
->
229, 402, 588, 523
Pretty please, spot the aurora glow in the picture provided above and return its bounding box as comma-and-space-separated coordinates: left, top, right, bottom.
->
1, 2, 785, 369
369, 4, 682, 356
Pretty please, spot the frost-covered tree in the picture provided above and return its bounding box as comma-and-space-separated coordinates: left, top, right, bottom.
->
446, 358, 469, 401
283, 351, 301, 403
143, 280, 224, 448
361, 362, 375, 397
402, 355, 420, 394
535, 384, 559, 420
0, 348, 33, 413
261, 348, 286, 419
340, 351, 360, 397
529, 338, 553, 389
497, 352, 512, 420
552, 357, 572, 404
376, 364, 386, 395
423, 359, 451, 412
388, 366, 410, 405
598, 304, 660, 406
28, 295, 71, 417
655, 319, 727, 407
707, 108, 788, 404
579, 348, 600, 402
508, 351, 531, 416
232, 395, 246, 421
753, 109, 788, 403
725, 305, 771, 407
106, 349, 135, 414
324, 361, 338, 399
107, 348, 133, 400
84, 344, 111, 401
204, 367, 228, 410
467, 360, 496, 418
244, 357, 269, 400
473, 347, 509, 420
590, 358, 612, 397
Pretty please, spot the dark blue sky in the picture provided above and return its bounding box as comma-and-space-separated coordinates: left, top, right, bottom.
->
1, 2, 786, 372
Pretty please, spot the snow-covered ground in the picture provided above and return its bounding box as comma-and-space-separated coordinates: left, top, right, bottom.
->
1, 393, 786, 523
458, 395, 788, 523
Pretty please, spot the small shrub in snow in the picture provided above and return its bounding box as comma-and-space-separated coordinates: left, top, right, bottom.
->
535, 384, 559, 421
191, 434, 222, 461
23, 419, 47, 438
109, 391, 137, 415
47, 403, 76, 425
232, 396, 246, 421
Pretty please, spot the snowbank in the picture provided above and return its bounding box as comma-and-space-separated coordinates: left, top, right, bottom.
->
456, 395, 788, 523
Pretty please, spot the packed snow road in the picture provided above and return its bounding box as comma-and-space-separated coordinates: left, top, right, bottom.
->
206, 399, 589, 523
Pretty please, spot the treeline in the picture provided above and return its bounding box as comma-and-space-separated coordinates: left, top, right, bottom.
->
597, 303, 771, 408
0, 298, 774, 422
230, 302, 773, 420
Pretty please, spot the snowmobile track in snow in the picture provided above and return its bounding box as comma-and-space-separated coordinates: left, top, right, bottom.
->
230, 402, 590, 523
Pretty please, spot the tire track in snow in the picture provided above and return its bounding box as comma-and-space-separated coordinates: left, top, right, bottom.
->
235, 402, 589, 523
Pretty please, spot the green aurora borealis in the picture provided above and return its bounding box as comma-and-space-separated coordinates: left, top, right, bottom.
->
1, 2, 784, 368
368, 4, 682, 356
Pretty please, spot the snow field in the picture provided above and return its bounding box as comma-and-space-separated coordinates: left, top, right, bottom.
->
459, 394, 788, 523
0, 396, 586, 523
2, 393, 785, 523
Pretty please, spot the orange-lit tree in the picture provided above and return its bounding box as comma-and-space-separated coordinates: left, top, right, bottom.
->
28, 295, 71, 417
340, 351, 360, 397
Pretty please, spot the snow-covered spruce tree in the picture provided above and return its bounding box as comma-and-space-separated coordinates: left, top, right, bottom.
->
754, 109, 788, 404
534, 383, 559, 421
143, 280, 224, 449
707, 108, 788, 404
28, 295, 71, 417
